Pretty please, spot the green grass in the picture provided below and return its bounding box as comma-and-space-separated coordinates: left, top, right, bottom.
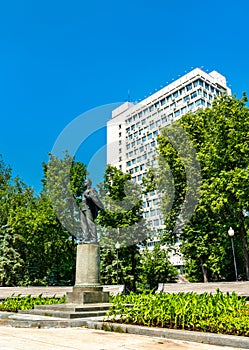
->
108, 289, 249, 336
0, 294, 66, 312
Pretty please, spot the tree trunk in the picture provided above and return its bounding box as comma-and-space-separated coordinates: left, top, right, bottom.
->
240, 224, 249, 280
200, 258, 208, 283
131, 246, 136, 292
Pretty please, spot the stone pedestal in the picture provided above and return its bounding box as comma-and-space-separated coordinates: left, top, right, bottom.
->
66, 244, 109, 304
75, 244, 100, 287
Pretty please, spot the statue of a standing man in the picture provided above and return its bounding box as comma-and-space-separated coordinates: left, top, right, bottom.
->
80, 178, 104, 244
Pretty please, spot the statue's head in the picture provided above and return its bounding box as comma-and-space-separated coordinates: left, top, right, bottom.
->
84, 178, 92, 188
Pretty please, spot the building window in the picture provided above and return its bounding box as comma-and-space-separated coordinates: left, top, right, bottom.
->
142, 119, 146, 125
154, 219, 159, 226
119, 132, 121, 137
191, 91, 197, 99
119, 156, 122, 161
186, 83, 192, 91
188, 102, 194, 110
184, 95, 190, 102
180, 87, 185, 95
174, 110, 180, 117
193, 79, 203, 87
161, 98, 166, 106
153, 198, 159, 205
181, 106, 187, 114
173, 91, 178, 98
151, 140, 156, 147
147, 200, 152, 207
150, 105, 154, 112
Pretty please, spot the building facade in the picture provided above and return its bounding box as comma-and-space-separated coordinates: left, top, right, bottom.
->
107, 68, 231, 268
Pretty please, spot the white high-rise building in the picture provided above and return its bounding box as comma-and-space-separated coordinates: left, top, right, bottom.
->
107, 68, 231, 268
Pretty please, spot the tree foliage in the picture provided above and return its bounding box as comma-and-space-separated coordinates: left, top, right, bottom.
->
98, 165, 151, 291
0, 153, 87, 286
157, 94, 249, 281
139, 243, 178, 289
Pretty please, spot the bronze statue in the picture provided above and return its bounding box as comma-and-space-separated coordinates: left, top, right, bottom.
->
80, 178, 104, 243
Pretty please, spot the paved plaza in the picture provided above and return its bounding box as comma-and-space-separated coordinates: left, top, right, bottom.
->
0, 327, 243, 350
1, 281, 249, 300
0, 282, 249, 349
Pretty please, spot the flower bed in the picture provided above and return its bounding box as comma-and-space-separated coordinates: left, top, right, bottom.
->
107, 289, 249, 336
0, 294, 66, 312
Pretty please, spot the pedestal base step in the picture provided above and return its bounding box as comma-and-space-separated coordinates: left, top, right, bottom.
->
66, 288, 109, 304
19, 303, 112, 319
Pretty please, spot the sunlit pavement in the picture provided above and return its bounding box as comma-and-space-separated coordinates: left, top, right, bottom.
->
0, 327, 242, 350
0, 284, 248, 349
1, 282, 249, 300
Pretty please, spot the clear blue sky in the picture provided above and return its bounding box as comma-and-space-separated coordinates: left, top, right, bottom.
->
1, 0, 249, 193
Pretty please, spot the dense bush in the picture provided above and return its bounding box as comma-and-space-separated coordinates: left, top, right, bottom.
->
0, 294, 66, 312
108, 289, 249, 336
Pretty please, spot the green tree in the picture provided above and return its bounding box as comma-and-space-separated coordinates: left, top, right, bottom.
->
42, 152, 88, 240
98, 165, 150, 291
0, 155, 33, 285
0, 224, 24, 286
6, 153, 87, 285
139, 243, 178, 290
157, 94, 249, 281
